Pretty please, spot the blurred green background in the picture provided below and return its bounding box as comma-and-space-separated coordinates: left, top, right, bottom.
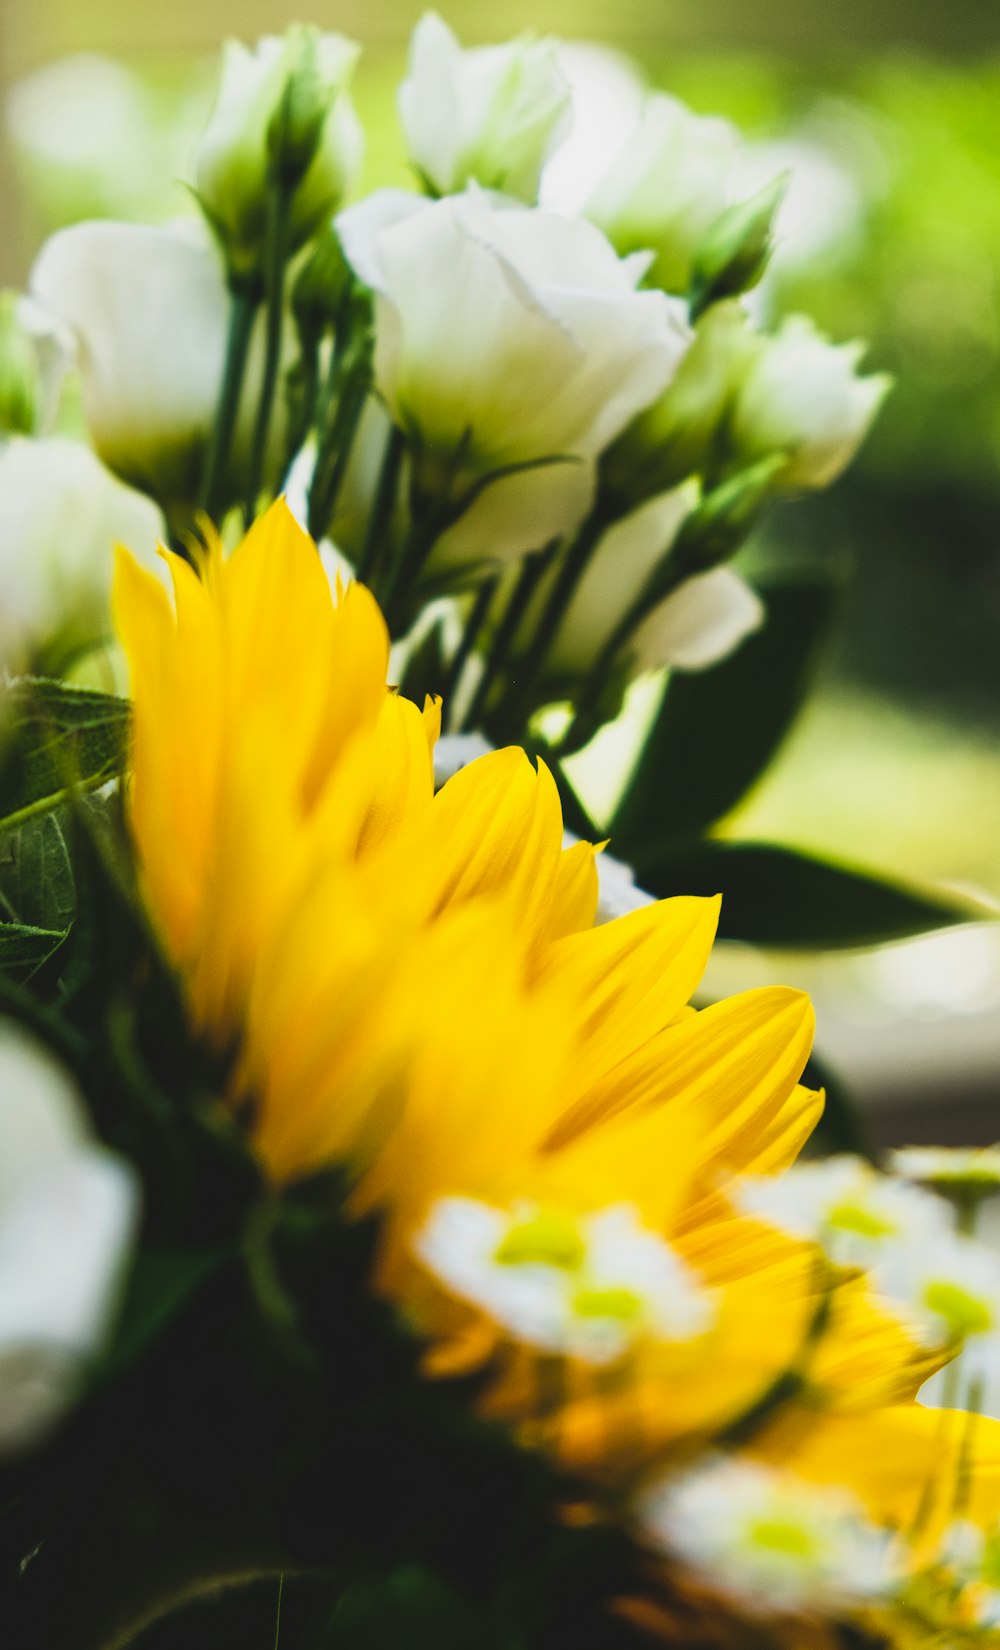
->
1, 0, 998, 1137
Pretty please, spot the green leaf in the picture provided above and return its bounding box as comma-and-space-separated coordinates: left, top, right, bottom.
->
632, 840, 981, 949
0, 920, 67, 977
104, 1246, 231, 1378
0, 678, 130, 834
609, 574, 837, 859
0, 810, 75, 932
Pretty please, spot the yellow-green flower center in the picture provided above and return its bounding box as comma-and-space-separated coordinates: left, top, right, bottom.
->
494, 1208, 586, 1270
572, 1284, 644, 1323
827, 1198, 896, 1241
924, 1281, 994, 1340
748, 1517, 821, 1561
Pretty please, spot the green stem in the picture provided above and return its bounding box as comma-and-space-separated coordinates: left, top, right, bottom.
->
356, 424, 407, 592
306, 363, 369, 543
243, 1198, 299, 1338
280, 329, 321, 489
199, 286, 259, 524
460, 550, 551, 734
558, 560, 688, 754
0, 770, 111, 835
493, 511, 608, 735
441, 575, 498, 730
245, 182, 292, 520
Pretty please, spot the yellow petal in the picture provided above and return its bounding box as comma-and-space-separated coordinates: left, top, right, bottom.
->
542, 838, 600, 945
427, 748, 566, 931
541, 896, 722, 1147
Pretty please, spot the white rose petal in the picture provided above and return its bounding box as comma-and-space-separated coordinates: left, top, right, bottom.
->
431, 455, 596, 571
0, 434, 164, 672
537, 484, 696, 680
632, 565, 764, 673
585, 92, 741, 293
31, 220, 288, 514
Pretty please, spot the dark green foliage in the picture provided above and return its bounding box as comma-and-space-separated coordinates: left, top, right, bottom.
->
633, 839, 976, 949
610, 573, 838, 858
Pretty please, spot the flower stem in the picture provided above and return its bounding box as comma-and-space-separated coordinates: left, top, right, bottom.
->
493, 510, 608, 735
356, 423, 407, 592
245, 181, 292, 520
460, 550, 551, 734
280, 330, 320, 489
306, 345, 370, 543
199, 285, 258, 524
558, 558, 688, 754
441, 575, 498, 729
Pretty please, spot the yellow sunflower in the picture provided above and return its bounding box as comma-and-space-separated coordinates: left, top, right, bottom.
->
113, 500, 963, 1506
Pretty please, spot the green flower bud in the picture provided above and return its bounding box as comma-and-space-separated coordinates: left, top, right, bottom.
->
689, 172, 789, 317
669, 453, 786, 578
292, 226, 365, 336
602, 300, 759, 505
194, 28, 362, 284
0, 292, 40, 436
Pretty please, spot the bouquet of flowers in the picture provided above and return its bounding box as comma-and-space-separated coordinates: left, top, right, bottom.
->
1, 16, 997, 1648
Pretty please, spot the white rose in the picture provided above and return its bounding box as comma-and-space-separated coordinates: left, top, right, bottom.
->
30, 220, 285, 515
399, 13, 570, 204
730, 315, 891, 489
194, 29, 362, 281
585, 92, 740, 294
0, 1021, 138, 1456
529, 482, 762, 681
337, 188, 690, 521
0, 435, 164, 673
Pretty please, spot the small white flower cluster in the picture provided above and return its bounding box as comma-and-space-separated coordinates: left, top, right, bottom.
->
737, 1154, 1000, 1371
639, 1456, 899, 1617
416, 1197, 713, 1366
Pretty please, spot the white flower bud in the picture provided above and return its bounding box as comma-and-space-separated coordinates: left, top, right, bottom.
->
584, 92, 741, 294
631, 564, 764, 673
30, 220, 286, 515
524, 483, 762, 683
0, 1021, 138, 1456
337, 188, 690, 531
399, 13, 571, 204
0, 435, 164, 673
730, 315, 891, 490
0, 293, 74, 438
194, 29, 362, 281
